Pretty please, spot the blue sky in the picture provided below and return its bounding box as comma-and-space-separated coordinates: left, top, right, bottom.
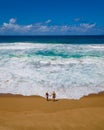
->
0, 0, 104, 35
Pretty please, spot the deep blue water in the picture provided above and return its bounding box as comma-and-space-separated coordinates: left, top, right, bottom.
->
0, 35, 104, 44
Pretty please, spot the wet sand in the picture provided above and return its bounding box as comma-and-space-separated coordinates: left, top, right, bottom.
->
0, 92, 104, 130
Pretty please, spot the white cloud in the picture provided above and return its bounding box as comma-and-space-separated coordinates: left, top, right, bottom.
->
38, 25, 49, 32
9, 18, 16, 24
60, 25, 70, 32
80, 23, 96, 29
45, 19, 52, 24
22, 24, 33, 32
2, 22, 20, 31
1, 18, 19, 32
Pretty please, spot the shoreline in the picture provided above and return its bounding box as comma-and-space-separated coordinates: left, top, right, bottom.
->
0, 91, 104, 99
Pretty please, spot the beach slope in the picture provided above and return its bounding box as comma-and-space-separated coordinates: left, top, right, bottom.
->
0, 93, 104, 130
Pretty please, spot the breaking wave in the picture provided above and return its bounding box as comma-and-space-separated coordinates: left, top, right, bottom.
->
0, 42, 104, 99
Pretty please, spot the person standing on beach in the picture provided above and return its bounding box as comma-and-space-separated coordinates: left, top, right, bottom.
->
52, 91, 56, 101
45, 92, 49, 101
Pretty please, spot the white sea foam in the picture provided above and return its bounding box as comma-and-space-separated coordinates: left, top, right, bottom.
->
0, 42, 104, 99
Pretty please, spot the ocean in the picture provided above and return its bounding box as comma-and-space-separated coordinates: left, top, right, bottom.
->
0, 35, 104, 99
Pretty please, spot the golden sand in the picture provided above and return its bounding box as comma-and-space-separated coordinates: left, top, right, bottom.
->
0, 93, 104, 130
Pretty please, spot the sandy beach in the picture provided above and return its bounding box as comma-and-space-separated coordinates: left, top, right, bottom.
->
0, 93, 104, 130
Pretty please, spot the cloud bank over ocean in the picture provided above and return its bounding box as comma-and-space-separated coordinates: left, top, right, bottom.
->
0, 18, 103, 35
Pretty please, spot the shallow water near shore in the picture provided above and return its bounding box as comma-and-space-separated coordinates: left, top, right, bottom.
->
0, 36, 104, 99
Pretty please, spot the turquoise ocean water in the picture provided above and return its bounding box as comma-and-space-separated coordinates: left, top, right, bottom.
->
0, 36, 104, 99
